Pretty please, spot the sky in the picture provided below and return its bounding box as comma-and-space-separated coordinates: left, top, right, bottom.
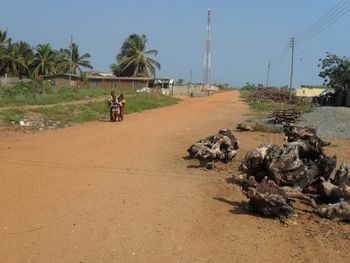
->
1, 0, 350, 87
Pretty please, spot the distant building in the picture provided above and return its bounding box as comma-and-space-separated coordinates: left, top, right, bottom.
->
296, 85, 334, 97
43, 73, 151, 90
42, 73, 176, 95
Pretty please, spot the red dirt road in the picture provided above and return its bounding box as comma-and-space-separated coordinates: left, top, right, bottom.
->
0, 91, 349, 263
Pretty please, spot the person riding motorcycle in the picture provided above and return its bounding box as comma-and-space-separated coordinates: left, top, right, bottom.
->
107, 91, 119, 121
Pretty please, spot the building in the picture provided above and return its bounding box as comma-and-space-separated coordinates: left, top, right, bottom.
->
43, 73, 151, 90
296, 85, 333, 97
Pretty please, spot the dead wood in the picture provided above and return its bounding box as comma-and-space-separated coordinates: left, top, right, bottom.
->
187, 129, 239, 169
246, 178, 295, 218
268, 109, 302, 124
236, 122, 256, 132
333, 162, 349, 186
238, 125, 348, 220
319, 201, 350, 221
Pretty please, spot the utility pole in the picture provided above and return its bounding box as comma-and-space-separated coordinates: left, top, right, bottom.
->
190, 70, 193, 85
289, 37, 295, 100
266, 60, 271, 87
203, 8, 212, 93
69, 35, 73, 81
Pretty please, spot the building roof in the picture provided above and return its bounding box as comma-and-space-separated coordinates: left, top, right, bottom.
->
299, 85, 325, 89
43, 73, 152, 81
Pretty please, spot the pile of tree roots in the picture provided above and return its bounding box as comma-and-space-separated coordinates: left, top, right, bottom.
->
249, 87, 303, 104
238, 125, 350, 221
187, 129, 240, 169
268, 109, 302, 124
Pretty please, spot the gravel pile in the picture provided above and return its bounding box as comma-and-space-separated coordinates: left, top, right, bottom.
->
300, 107, 350, 139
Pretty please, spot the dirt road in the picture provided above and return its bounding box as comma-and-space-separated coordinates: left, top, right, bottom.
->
0, 91, 349, 263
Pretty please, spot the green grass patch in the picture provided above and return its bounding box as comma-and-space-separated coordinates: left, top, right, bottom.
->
254, 123, 282, 133
248, 101, 313, 113
0, 84, 135, 107
0, 93, 181, 129
0, 109, 25, 123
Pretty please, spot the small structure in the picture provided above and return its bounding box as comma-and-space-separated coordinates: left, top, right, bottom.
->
148, 78, 174, 95
296, 85, 333, 97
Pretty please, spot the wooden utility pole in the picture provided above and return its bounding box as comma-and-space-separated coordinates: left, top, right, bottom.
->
69, 35, 73, 81
266, 60, 271, 87
289, 37, 295, 100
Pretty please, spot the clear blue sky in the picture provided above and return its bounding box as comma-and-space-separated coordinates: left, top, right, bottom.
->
2, 0, 349, 87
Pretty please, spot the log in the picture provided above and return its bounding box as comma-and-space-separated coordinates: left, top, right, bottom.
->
333, 162, 349, 186
319, 201, 350, 221
187, 129, 239, 169
236, 122, 256, 132
246, 178, 295, 218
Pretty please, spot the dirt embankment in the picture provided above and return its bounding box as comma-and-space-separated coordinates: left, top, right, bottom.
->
0, 91, 349, 263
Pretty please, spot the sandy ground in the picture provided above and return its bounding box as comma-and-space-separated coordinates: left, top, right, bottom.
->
0, 91, 349, 263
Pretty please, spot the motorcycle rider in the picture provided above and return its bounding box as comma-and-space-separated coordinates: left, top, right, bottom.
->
107, 91, 119, 121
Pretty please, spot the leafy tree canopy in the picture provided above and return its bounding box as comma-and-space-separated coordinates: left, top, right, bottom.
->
318, 52, 350, 92
111, 34, 160, 77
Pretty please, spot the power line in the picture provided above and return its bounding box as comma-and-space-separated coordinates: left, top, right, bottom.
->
296, 0, 349, 40
296, 0, 350, 44
295, 45, 319, 64
270, 44, 289, 64
298, 6, 350, 44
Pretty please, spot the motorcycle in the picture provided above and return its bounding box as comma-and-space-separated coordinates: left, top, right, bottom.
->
110, 103, 120, 122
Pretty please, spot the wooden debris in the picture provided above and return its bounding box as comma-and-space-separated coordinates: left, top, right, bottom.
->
268, 109, 302, 124
319, 201, 350, 221
187, 129, 239, 169
246, 178, 295, 218
238, 125, 350, 220
249, 87, 306, 104
236, 122, 256, 132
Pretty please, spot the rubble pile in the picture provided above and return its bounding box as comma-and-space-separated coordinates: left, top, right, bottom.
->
268, 109, 302, 124
249, 87, 301, 103
187, 128, 239, 169
238, 125, 350, 220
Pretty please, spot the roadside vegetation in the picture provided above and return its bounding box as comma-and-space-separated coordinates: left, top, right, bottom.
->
238, 83, 313, 133
0, 29, 92, 79
0, 84, 116, 106
0, 93, 180, 130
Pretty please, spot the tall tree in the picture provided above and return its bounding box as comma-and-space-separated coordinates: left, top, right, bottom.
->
319, 52, 350, 92
0, 29, 11, 48
32, 43, 57, 78
11, 41, 33, 77
56, 43, 93, 74
111, 34, 160, 77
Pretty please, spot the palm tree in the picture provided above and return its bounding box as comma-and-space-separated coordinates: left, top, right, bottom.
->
0, 29, 13, 76
32, 43, 57, 78
0, 29, 11, 48
55, 43, 92, 74
11, 41, 33, 77
70, 43, 92, 74
111, 34, 160, 77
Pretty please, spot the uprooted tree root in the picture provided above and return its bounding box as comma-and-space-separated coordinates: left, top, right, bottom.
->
187, 128, 239, 169
237, 124, 350, 221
